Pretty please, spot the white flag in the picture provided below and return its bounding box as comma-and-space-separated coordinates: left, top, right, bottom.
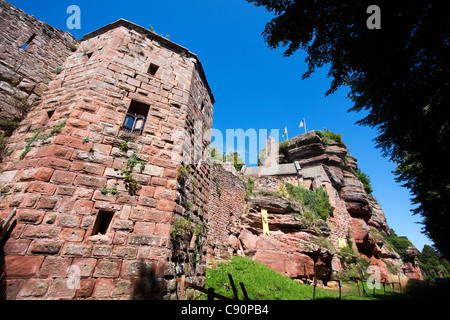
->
299, 119, 305, 128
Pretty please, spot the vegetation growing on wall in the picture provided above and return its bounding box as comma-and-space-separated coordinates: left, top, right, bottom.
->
315, 128, 344, 146
20, 120, 66, 160
285, 183, 333, 221
355, 167, 373, 195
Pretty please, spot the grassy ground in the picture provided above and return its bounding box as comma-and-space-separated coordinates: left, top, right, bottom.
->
202, 256, 408, 300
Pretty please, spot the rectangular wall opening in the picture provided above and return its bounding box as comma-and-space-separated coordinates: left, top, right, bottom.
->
121, 100, 150, 135
21, 33, 36, 50
47, 110, 55, 120
147, 63, 159, 76
92, 210, 115, 235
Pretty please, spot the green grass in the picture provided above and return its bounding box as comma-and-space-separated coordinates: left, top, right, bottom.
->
203, 256, 408, 300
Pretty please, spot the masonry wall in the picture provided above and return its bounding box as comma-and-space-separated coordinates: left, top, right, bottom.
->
0, 14, 214, 299
0, 0, 77, 121
207, 162, 246, 265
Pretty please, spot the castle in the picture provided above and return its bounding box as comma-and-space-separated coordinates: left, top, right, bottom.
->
0, 1, 213, 299
0, 1, 422, 300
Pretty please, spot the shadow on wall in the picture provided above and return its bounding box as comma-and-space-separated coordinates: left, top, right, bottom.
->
0, 220, 16, 300
132, 259, 164, 300
0, 248, 5, 300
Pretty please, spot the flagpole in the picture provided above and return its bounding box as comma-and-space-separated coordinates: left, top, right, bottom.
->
304, 118, 307, 134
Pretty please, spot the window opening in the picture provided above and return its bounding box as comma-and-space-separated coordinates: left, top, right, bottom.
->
47, 110, 55, 120
148, 63, 159, 76
21, 33, 36, 50
92, 211, 115, 235
121, 100, 150, 135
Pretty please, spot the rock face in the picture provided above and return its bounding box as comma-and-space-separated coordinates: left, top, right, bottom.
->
208, 132, 423, 283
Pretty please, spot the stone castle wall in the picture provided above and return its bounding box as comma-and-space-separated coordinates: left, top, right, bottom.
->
0, 2, 214, 300
0, 0, 78, 121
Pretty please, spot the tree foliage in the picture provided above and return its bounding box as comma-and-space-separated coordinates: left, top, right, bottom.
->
247, 0, 450, 257
211, 147, 245, 171
355, 168, 373, 195
384, 228, 413, 260
418, 245, 450, 282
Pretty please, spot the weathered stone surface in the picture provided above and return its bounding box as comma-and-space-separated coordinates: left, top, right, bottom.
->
248, 195, 303, 214
208, 131, 423, 283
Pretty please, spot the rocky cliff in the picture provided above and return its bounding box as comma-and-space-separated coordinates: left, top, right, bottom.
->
207, 131, 423, 283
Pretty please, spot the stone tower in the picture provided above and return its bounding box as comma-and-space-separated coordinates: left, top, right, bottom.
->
0, 5, 214, 300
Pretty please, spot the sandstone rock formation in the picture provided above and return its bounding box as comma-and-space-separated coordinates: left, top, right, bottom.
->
207, 131, 423, 283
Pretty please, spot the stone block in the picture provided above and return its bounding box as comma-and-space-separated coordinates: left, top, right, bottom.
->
76, 279, 96, 298
134, 222, 155, 235
155, 223, 171, 237
153, 187, 176, 200
71, 200, 94, 215
128, 235, 160, 246
74, 174, 107, 189
50, 170, 77, 185
5, 255, 44, 278
92, 279, 114, 297
144, 209, 166, 223
70, 161, 105, 175
3, 239, 31, 255
17, 279, 50, 297
22, 225, 60, 239
62, 243, 93, 257
156, 199, 176, 212
0, 170, 18, 183
112, 219, 134, 231
29, 241, 63, 255
138, 186, 155, 197
16, 209, 45, 224
120, 260, 154, 278
53, 135, 89, 151
130, 207, 147, 220
137, 196, 158, 208
36, 196, 58, 210
18, 193, 40, 208
38, 256, 72, 278
142, 164, 164, 177
48, 279, 76, 299
112, 280, 133, 296
92, 245, 113, 257
56, 186, 76, 196
72, 258, 97, 277
26, 181, 57, 195
112, 246, 137, 259
19, 167, 54, 182
59, 228, 85, 242
93, 259, 121, 278
58, 214, 81, 228
151, 177, 167, 187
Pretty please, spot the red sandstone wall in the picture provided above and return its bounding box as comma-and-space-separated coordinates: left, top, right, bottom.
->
0, 15, 214, 299
207, 162, 246, 264
0, 0, 78, 121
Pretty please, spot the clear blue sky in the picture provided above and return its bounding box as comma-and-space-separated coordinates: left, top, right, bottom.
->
9, 0, 433, 251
